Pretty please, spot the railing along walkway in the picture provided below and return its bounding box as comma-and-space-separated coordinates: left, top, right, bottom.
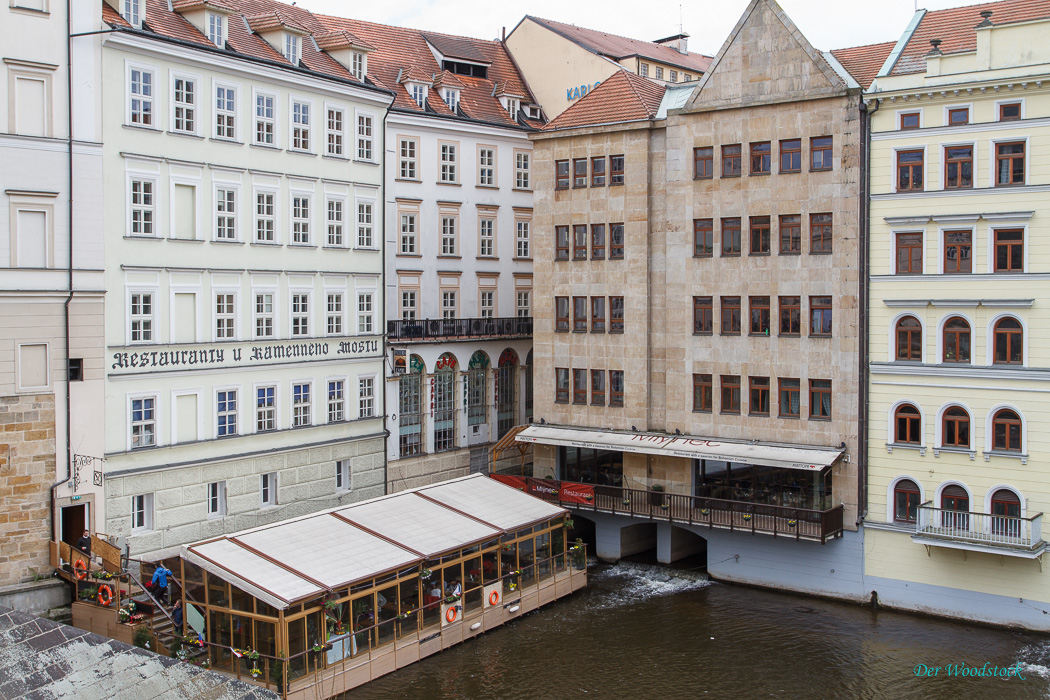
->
387, 316, 532, 341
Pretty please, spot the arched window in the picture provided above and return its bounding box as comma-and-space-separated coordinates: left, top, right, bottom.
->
993, 317, 1023, 364
895, 316, 922, 361
894, 403, 921, 444
496, 349, 519, 438
941, 407, 970, 448
893, 479, 921, 523
940, 484, 969, 530
942, 317, 970, 363
992, 408, 1022, 452
433, 353, 458, 453
991, 488, 1022, 537
398, 356, 425, 457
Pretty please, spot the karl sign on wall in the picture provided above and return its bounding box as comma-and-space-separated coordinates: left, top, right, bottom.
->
567, 81, 601, 102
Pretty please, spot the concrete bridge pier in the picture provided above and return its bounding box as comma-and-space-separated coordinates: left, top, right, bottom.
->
656, 522, 707, 564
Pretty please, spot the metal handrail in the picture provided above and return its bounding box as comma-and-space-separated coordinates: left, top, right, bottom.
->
915, 501, 1043, 549
387, 316, 533, 341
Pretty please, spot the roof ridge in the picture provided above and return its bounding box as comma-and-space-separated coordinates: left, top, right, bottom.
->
621, 70, 665, 116
831, 39, 897, 52
528, 14, 712, 60
315, 13, 501, 45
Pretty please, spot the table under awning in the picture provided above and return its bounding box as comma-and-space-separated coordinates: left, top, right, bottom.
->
515, 425, 843, 471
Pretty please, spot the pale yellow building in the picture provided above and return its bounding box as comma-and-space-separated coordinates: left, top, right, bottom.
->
864, 0, 1050, 630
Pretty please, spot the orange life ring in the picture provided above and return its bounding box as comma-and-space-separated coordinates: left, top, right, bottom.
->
489, 590, 500, 606
73, 558, 87, 581
97, 584, 113, 607
445, 606, 458, 624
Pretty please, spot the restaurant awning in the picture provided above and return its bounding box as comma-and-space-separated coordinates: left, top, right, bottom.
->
515, 425, 843, 471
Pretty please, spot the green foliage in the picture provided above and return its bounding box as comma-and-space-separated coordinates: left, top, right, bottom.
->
133, 627, 152, 649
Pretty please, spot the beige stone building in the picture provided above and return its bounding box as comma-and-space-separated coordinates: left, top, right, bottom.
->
524, 0, 869, 599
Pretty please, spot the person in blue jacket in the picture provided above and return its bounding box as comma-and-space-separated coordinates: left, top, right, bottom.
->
151, 565, 173, 604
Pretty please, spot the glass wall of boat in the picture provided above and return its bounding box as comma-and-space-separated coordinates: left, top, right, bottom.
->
170, 515, 584, 691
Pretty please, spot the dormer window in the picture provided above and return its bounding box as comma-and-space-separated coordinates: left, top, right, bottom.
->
409, 83, 426, 108
352, 52, 366, 80
208, 13, 224, 47
123, 0, 143, 27
443, 89, 459, 112
284, 34, 300, 65
504, 97, 519, 117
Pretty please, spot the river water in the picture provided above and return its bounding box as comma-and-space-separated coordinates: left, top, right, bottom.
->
347, 561, 1050, 699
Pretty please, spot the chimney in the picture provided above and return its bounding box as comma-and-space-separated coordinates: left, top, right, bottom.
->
976, 10, 994, 28
927, 38, 942, 56
653, 33, 690, 55
678, 35, 688, 55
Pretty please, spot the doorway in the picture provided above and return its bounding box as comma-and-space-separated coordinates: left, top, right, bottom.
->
60, 503, 89, 546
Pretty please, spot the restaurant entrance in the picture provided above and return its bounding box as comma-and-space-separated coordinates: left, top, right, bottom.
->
693, 460, 831, 511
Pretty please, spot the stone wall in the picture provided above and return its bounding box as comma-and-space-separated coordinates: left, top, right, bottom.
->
387, 448, 471, 493
0, 393, 56, 587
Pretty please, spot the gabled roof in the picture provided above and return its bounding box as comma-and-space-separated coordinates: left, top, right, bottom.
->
524, 15, 712, 74
831, 41, 895, 90
314, 29, 376, 52
422, 32, 491, 64
171, 0, 236, 12
543, 69, 666, 131
244, 9, 308, 34
887, 0, 1050, 76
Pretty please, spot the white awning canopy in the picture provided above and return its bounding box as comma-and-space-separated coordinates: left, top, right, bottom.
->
516, 425, 843, 471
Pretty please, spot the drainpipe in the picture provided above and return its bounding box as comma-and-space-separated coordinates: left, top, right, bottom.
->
857, 96, 880, 526
380, 98, 393, 495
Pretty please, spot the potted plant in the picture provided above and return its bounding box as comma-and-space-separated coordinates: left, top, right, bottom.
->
270, 652, 285, 692
650, 483, 666, 507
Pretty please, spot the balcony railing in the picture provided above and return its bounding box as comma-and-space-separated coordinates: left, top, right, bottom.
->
491, 474, 844, 544
914, 501, 1045, 556
388, 316, 533, 342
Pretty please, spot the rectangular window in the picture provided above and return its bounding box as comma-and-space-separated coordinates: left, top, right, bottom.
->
291, 196, 310, 244
609, 370, 624, 407
556, 160, 570, 189
810, 136, 832, 171
721, 144, 741, 177
441, 216, 458, 256
358, 376, 375, 418
944, 146, 973, 189
810, 213, 833, 254
721, 217, 741, 256
573, 296, 587, 332
810, 379, 832, 420
749, 216, 770, 255
399, 138, 417, 179
479, 289, 495, 318
995, 142, 1025, 186
255, 192, 275, 242
292, 383, 311, 427
261, 472, 277, 507
809, 296, 832, 337
207, 481, 227, 517
326, 293, 343, 335
555, 296, 569, 332
130, 292, 153, 342
440, 143, 458, 182
131, 493, 153, 531
720, 296, 741, 335
779, 214, 801, 254
669, 70, 678, 82
516, 221, 530, 258
610, 223, 625, 259
401, 290, 416, 321
573, 225, 588, 260
591, 224, 606, 259
217, 389, 237, 436
610, 297, 624, 333
327, 379, 345, 422
215, 293, 235, 339
749, 296, 770, 336
720, 375, 740, 414
400, 213, 417, 254
515, 151, 531, 189
255, 92, 274, 145
749, 377, 770, 416
750, 141, 771, 175
994, 229, 1024, 272
291, 293, 309, 336
900, 112, 920, 130
640, 63, 648, 77
896, 232, 922, 274
326, 108, 344, 156
573, 158, 587, 188
556, 225, 570, 260
443, 88, 459, 111
693, 296, 712, 335
357, 292, 374, 333
256, 385, 276, 431
591, 296, 606, 333
944, 230, 972, 274
778, 379, 801, 418
694, 147, 713, 179
694, 218, 713, 257
479, 218, 495, 257
173, 77, 196, 133
517, 290, 530, 318
693, 373, 712, 412
215, 85, 235, 139
129, 68, 154, 126
573, 369, 587, 404
590, 370, 605, 406
897, 149, 924, 191
948, 107, 969, 126
478, 147, 495, 186
591, 157, 606, 186
555, 368, 569, 403
325, 199, 344, 247
254, 293, 273, 338
291, 100, 310, 150
441, 290, 457, 320
215, 188, 235, 240
336, 460, 351, 492
284, 34, 299, 63
130, 396, 156, 448
352, 52, 365, 80
655, 67, 663, 79
779, 296, 800, 336
779, 138, 801, 172
999, 102, 1021, 121
129, 179, 155, 236
610, 155, 625, 185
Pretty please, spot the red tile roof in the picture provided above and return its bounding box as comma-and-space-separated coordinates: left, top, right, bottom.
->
171, 0, 235, 12
524, 16, 712, 74
890, 0, 1050, 75
244, 10, 309, 34
830, 41, 895, 89
543, 69, 666, 131
314, 29, 375, 52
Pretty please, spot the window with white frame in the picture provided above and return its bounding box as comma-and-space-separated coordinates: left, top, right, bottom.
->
292, 382, 311, 427
255, 192, 275, 242
328, 379, 345, 422
336, 460, 350, 491
409, 83, 425, 108
352, 52, 366, 80
326, 107, 344, 156
215, 188, 235, 240
359, 376, 375, 418
215, 293, 235, 339
400, 213, 416, 254
217, 389, 237, 436
173, 76, 196, 133
129, 68, 153, 125
291, 293, 309, 336
357, 292, 374, 333
207, 480, 227, 517
326, 199, 344, 246
254, 293, 274, 338
479, 218, 494, 257
442, 290, 457, 320
504, 97, 519, 116
440, 143, 457, 182
131, 493, 154, 531
256, 385, 276, 431
215, 85, 236, 138
255, 92, 275, 145
261, 472, 277, 507
326, 292, 343, 335
208, 12, 224, 47
123, 0, 143, 27
130, 292, 153, 342
130, 396, 156, 448
291, 100, 310, 150
357, 202, 373, 248
129, 179, 155, 236
401, 290, 417, 321
284, 34, 300, 64
356, 113, 373, 160
480, 289, 495, 318
441, 216, 457, 256
443, 88, 459, 111
517, 290, 530, 317
515, 151, 530, 189
655, 66, 664, 80
478, 147, 495, 186
291, 195, 310, 244
516, 220, 530, 258
399, 138, 417, 179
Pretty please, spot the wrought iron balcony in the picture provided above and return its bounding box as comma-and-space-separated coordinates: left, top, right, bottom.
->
913, 501, 1046, 558
387, 316, 532, 342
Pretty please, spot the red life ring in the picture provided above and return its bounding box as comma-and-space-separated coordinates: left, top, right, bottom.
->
445, 606, 458, 624
97, 584, 114, 607
489, 590, 500, 606
73, 559, 88, 581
